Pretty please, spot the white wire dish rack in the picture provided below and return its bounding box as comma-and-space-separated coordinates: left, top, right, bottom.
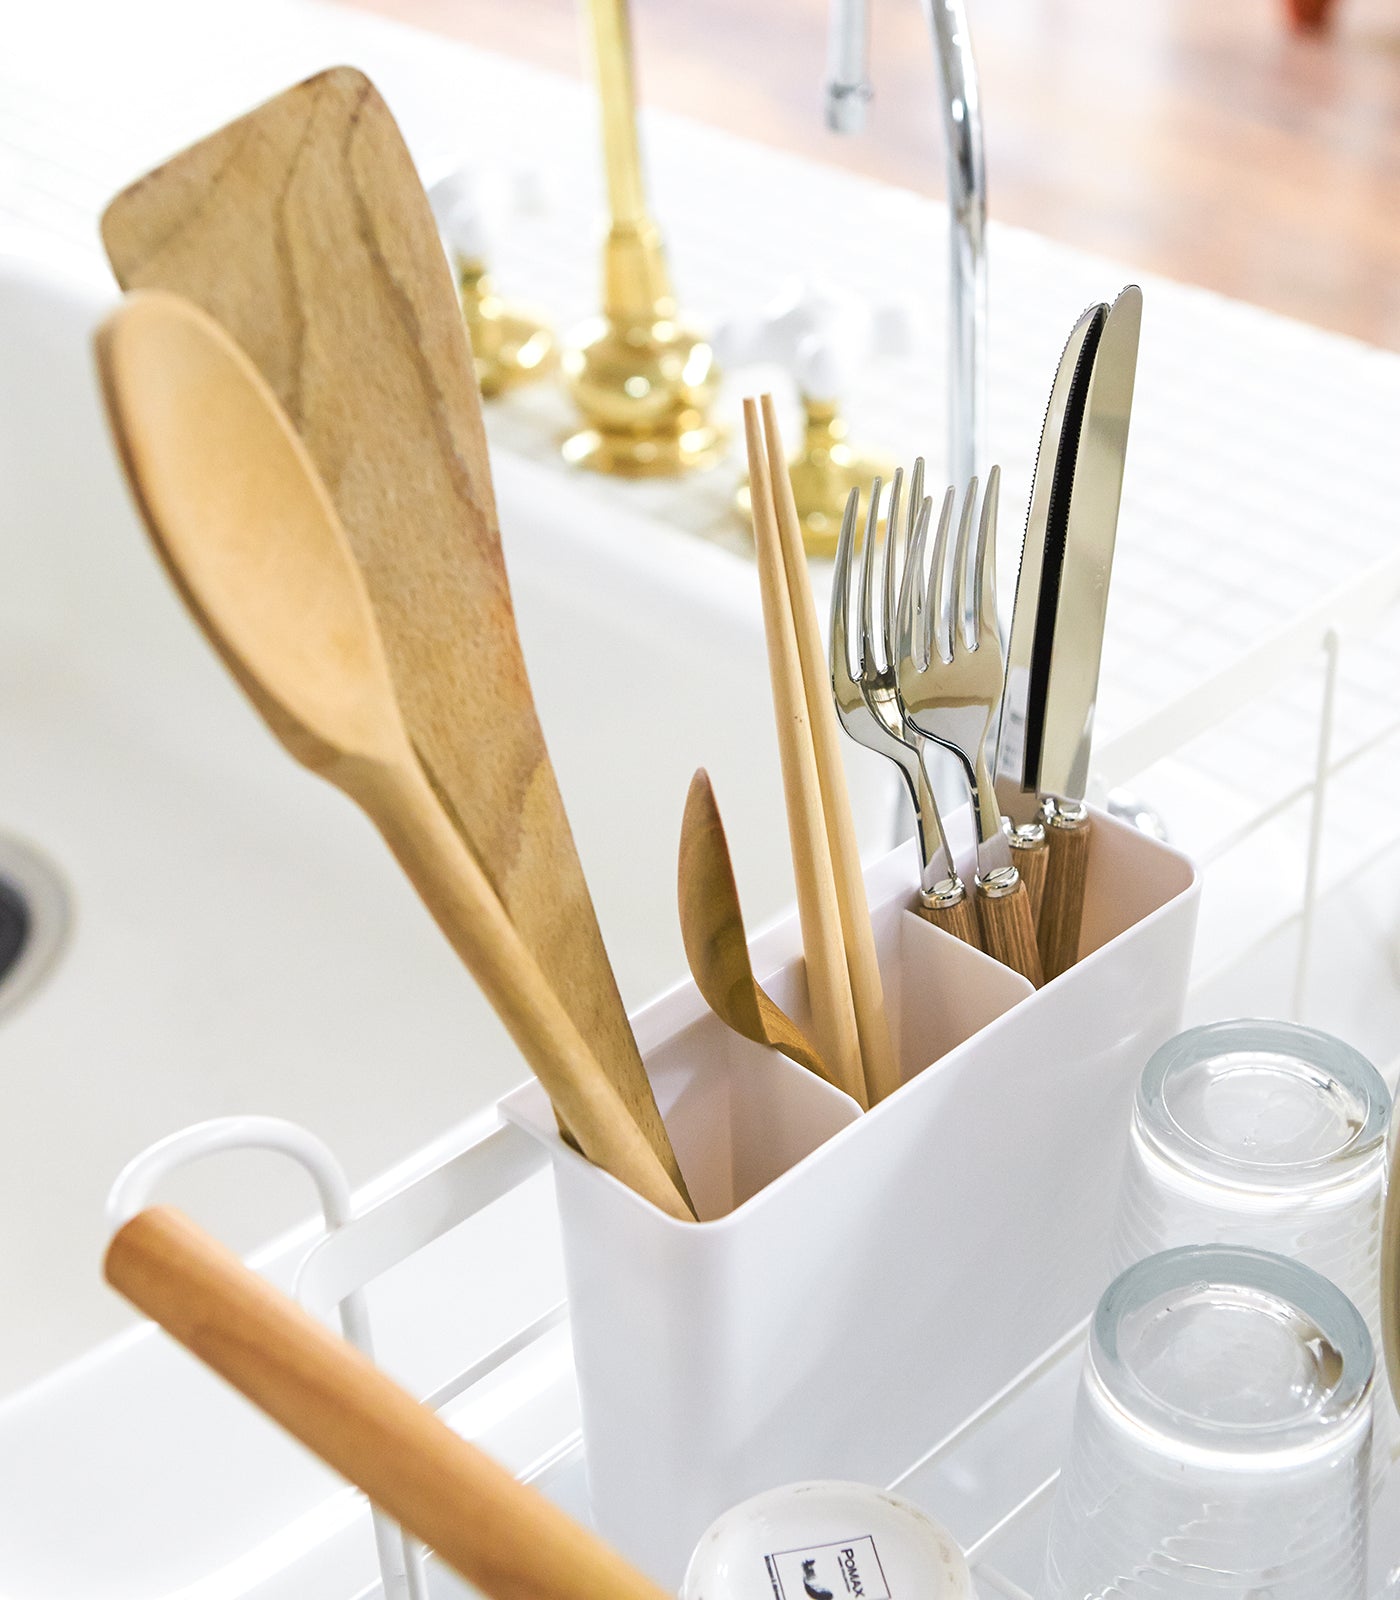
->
103, 1107, 1079, 1600
87, 825, 1400, 1600
100, 1097, 1400, 1599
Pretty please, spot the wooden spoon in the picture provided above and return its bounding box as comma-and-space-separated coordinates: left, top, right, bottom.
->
99, 65, 688, 1210
106, 1206, 674, 1600
679, 770, 836, 1088
96, 290, 690, 1222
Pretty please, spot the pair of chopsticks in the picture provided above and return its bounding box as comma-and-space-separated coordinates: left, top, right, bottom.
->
744, 396, 900, 1109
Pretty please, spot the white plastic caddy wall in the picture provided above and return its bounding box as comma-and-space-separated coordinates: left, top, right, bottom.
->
506, 807, 1200, 1586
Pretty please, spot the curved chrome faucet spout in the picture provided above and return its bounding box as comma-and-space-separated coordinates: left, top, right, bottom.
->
824, 0, 986, 490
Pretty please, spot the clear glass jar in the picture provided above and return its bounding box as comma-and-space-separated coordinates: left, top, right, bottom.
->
1112, 1018, 1389, 1376
1042, 1245, 1375, 1599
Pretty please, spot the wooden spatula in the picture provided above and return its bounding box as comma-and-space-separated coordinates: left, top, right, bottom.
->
100, 65, 688, 1208
107, 1206, 675, 1600
96, 291, 690, 1221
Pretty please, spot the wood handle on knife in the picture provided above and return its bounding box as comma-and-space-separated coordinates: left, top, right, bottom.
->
976, 867, 1044, 987
105, 1208, 674, 1600
1038, 802, 1091, 982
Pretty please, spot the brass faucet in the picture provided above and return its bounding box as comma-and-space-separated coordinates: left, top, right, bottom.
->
561, 0, 724, 476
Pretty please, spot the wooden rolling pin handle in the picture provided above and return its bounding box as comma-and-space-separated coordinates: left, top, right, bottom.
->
105, 1208, 674, 1600
913, 878, 983, 951
975, 866, 1044, 988
1006, 822, 1048, 922
1038, 801, 1091, 983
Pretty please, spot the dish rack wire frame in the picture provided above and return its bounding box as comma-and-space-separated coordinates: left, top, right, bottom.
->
104, 1110, 1052, 1600
1090, 542, 1400, 1028
105, 1113, 563, 1600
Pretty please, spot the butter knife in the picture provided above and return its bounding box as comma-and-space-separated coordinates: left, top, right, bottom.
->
996, 285, 1142, 979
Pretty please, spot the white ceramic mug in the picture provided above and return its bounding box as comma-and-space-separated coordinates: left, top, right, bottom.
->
680, 1481, 972, 1600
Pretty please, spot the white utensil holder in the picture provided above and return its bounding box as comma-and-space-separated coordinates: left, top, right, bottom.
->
504, 806, 1201, 1584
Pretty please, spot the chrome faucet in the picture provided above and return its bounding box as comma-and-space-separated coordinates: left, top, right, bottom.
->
824, 0, 986, 491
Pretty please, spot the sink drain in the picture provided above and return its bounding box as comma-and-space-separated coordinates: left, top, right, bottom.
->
0, 835, 71, 1021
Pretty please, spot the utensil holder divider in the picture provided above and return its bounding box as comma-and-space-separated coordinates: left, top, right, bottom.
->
105, 806, 1199, 1598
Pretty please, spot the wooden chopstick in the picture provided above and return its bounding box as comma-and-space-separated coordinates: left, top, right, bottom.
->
744, 399, 868, 1109
760, 396, 901, 1107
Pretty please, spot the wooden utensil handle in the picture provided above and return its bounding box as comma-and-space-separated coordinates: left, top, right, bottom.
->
975, 867, 1044, 987
1006, 823, 1048, 922
106, 1208, 673, 1600
913, 881, 983, 950
1038, 802, 1091, 982
367, 756, 693, 1221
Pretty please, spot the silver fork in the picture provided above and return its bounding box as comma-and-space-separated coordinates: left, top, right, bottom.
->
830, 468, 980, 946
894, 467, 1043, 985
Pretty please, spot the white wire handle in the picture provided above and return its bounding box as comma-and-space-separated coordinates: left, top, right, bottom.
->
106, 1114, 427, 1600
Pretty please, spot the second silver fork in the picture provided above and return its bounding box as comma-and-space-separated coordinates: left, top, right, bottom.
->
895, 467, 1044, 987
830, 469, 982, 950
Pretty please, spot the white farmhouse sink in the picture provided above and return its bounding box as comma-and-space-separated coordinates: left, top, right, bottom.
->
0, 249, 895, 1565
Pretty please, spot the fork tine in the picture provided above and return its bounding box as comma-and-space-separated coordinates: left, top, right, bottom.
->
950, 476, 980, 657
895, 483, 931, 676
879, 470, 903, 673
976, 465, 1001, 647
927, 483, 957, 666
883, 460, 918, 669
830, 486, 860, 691
858, 476, 886, 676
895, 490, 935, 672
908, 457, 926, 534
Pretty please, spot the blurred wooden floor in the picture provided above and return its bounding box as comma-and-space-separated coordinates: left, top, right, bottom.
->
352, 0, 1400, 350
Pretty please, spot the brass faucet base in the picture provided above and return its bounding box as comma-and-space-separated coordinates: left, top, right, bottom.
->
568, 0, 724, 482
738, 399, 890, 557
456, 261, 555, 399
561, 307, 725, 477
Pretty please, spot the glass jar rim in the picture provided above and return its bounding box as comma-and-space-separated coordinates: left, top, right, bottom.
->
1090, 1244, 1374, 1462
1135, 1018, 1390, 1189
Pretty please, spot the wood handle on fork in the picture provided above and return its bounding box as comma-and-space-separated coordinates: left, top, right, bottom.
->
913, 880, 983, 949
1007, 823, 1049, 922
105, 1208, 674, 1600
976, 868, 1043, 986
1038, 803, 1091, 981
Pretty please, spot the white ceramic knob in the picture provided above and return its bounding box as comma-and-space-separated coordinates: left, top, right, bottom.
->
428, 165, 548, 262
713, 278, 918, 401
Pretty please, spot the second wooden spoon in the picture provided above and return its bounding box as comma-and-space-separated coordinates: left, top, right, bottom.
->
96, 290, 691, 1221
679, 769, 836, 1088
